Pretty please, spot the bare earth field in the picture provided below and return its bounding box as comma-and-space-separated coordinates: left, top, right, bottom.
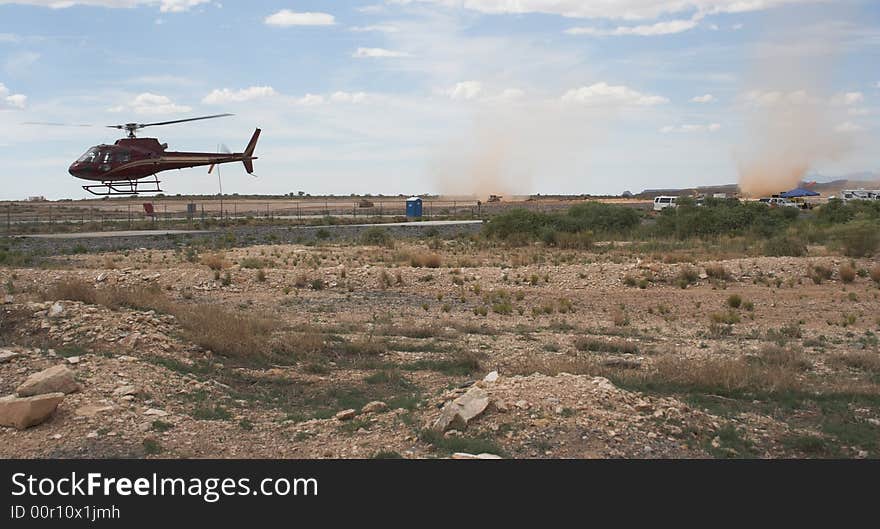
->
1, 238, 879, 459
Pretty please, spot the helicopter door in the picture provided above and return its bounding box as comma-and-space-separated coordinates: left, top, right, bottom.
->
98, 150, 113, 172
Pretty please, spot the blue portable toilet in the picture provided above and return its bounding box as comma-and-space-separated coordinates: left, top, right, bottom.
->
406, 196, 423, 218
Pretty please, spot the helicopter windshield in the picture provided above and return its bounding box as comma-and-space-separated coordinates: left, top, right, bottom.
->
76, 148, 99, 164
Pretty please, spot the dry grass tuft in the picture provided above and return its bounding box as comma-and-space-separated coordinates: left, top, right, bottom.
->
839, 264, 856, 284
201, 253, 229, 271
410, 252, 442, 268
870, 264, 880, 284
177, 306, 276, 359
705, 264, 730, 280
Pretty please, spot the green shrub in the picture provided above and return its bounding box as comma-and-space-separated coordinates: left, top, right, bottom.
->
763, 235, 807, 257
832, 221, 879, 258
361, 227, 394, 247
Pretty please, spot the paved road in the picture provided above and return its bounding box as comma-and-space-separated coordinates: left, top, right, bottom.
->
22, 229, 212, 239
16, 220, 483, 240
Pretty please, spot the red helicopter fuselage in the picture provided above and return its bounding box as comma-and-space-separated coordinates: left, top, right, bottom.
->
68, 128, 260, 195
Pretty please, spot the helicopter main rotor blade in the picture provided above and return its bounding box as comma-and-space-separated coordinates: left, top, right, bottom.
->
134, 113, 234, 129
23, 121, 94, 127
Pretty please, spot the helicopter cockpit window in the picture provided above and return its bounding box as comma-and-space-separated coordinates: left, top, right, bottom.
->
76, 148, 99, 164
101, 151, 113, 164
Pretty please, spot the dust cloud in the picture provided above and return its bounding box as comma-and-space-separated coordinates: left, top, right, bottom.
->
736, 9, 855, 198
430, 101, 599, 200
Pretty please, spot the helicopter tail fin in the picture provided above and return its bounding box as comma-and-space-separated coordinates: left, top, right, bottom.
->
242, 128, 260, 174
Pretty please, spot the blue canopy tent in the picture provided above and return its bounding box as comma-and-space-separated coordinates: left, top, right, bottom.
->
780, 188, 820, 198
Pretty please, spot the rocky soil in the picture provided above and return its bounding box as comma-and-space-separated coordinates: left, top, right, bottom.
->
1, 241, 878, 458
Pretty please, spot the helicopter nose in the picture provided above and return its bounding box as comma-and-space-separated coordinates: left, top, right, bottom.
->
69, 162, 88, 179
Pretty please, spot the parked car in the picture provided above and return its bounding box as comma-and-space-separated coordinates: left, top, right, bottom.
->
653, 196, 678, 211
840, 189, 880, 202
759, 197, 798, 208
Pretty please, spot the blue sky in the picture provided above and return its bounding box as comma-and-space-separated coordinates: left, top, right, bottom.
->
0, 0, 878, 199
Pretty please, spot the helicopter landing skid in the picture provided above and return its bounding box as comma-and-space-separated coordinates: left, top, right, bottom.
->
82, 178, 163, 196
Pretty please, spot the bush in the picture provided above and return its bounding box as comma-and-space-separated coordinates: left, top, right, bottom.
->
763, 235, 807, 257
676, 267, 699, 288
809, 265, 832, 285
839, 264, 856, 283
410, 253, 442, 268
201, 253, 228, 270
871, 265, 880, 284
654, 199, 798, 240
833, 221, 879, 258
484, 202, 639, 244
705, 264, 729, 280
361, 227, 394, 247
727, 294, 742, 309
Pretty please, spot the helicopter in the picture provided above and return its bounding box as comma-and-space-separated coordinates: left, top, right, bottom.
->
63, 113, 260, 196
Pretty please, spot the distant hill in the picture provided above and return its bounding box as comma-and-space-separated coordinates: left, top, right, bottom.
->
638, 176, 880, 198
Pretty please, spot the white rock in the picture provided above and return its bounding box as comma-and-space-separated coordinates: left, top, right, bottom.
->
113, 386, 137, 397
75, 404, 114, 418
0, 393, 65, 430
144, 408, 169, 417
432, 386, 490, 432
335, 409, 357, 421
48, 302, 64, 318
361, 401, 387, 414
451, 452, 502, 460
483, 371, 499, 383
66, 356, 81, 365
0, 350, 19, 364
16, 365, 81, 397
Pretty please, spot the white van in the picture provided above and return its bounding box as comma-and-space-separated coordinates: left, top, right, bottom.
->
653, 196, 678, 211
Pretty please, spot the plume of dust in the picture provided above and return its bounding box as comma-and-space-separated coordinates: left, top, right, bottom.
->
736, 11, 853, 198
737, 99, 850, 197
431, 102, 595, 199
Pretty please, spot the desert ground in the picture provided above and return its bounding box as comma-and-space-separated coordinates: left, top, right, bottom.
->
1, 227, 879, 459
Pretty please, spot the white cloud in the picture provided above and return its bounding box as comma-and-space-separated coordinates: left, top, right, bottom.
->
0, 82, 27, 109
264, 9, 335, 27
561, 82, 668, 106
350, 25, 400, 33
353, 47, 410, 58
848, 107, 870, 116
202, 86, 277, 104
294, 94, 325, 106
660, 123, 721, 133
330, 91, 368, 103
692, 94, 716, 103
743, 89, 815, 106
156, 0, 208, 12
444, 81, 483, 100
495, 88, 525, 101
830, 91, 864, 106
115, 92, 191, 114
835, 121, 863, 133
566, 18, 697, 36
387, 0, 816, 20
0, 0, 210, 12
